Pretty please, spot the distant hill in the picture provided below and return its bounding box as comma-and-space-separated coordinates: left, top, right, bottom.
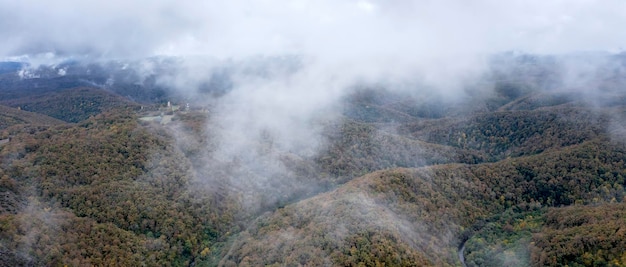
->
399, 105, 608, 160
0, 87, 139, 123
0, 71, 100, 100
0, 62, 25, 74
316, 119, 486, 181
0, 104, 65, 130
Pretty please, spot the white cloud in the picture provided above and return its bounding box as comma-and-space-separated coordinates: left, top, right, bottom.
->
4, 0, 624, 102
356, 1, 377, 13
1, 0, 625, 61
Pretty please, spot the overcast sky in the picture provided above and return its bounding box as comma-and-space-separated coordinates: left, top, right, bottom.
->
1, 0, 625, 62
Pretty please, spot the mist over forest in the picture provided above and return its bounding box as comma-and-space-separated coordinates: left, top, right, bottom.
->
2, 1, 626, 266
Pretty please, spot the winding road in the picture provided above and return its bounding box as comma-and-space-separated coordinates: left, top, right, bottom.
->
459, 242, 467, 267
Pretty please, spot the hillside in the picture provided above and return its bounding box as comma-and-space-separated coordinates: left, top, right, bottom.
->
0, 62, 172, 104
0, 87, 139, 123
399, 102, 609, 161
1, 53, 626, 266
220, 136, 626, 266
0, 110, 239, 266
0, 105, 65, 130
316, 119, 486, 181
531, 203, 626, 266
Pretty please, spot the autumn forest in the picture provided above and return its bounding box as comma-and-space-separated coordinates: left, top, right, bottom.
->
2, 53, 626, 266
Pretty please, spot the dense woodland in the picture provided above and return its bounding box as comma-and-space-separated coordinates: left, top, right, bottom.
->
1, 53, 626, 266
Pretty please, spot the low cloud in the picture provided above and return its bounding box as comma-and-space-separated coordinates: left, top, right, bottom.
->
3, 1, 626, 59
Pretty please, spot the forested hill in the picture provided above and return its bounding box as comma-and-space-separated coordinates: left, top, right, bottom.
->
0, 104, 65, 130
223, 136, 626, 266
1, 54, 626, 266
0, 87, 139, 123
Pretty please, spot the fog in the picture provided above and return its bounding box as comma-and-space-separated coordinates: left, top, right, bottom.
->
3, 1, 626, 59
4, 0, 626, 103
4, 0, 626, 100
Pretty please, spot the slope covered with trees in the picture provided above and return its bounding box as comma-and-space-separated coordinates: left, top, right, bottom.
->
222, 135, 626, 266
1, 53, 626, 266
531, 203, 626, 266
0, 109, 239, 266
0, 87, 139, 123
0, 104, 65, 130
